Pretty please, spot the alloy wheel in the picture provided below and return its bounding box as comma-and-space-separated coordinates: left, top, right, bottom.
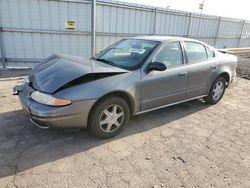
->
212, 81, 224, 101
99, 104, 124, 133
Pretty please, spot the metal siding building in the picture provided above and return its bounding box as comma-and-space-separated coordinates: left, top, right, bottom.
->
0, 0, 250, 67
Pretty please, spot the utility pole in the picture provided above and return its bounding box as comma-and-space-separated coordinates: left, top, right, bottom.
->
197, 0, 205, 36
91, 0, 96, 58
199, 0, 205, 14
0, 27, 6, 68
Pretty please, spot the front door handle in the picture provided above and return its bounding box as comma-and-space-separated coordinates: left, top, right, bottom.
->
178, 72, 187, 77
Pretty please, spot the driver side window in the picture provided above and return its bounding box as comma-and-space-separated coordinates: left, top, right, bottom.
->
153, 42, 183, 68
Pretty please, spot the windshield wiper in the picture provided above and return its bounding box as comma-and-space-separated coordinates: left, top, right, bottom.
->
94, 58, 116, 66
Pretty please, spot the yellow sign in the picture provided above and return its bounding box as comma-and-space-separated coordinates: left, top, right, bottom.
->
65, 21, 76, 30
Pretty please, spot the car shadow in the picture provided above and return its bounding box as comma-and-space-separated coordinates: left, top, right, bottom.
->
0, 99, 210, 178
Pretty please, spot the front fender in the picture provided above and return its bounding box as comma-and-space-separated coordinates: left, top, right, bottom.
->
53, 70, 141, 113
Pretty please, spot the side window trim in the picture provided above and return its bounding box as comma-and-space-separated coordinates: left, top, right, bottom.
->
180, 40, 188, 65
204, 45, 209, 59
205, 45, 216, 59
179, 40, 186, 65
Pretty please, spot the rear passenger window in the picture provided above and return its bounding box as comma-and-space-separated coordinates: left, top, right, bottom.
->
206, 46, 215, 59
185, 42, 208, 63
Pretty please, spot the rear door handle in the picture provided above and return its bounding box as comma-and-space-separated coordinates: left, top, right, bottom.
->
178, 72, 187, 77
211, 65, 217, 69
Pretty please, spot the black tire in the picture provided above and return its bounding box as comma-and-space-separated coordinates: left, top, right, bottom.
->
88, 96, 130, 138
204, 77, 226, 104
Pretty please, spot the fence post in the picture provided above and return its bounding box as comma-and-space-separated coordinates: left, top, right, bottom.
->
214, 17, 221, 47
91, 0, 96, 57
186, 13, 192, 37
0, 27, 6, 68
153, 8, 157, 35
237, 20, 245, 48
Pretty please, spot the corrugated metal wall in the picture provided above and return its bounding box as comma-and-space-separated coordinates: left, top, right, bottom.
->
0, 0, 250, 67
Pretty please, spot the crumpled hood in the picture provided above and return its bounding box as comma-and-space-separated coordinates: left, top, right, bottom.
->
29, 54, 128, 94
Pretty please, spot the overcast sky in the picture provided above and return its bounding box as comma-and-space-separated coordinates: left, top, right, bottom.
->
118, 0, 250, 20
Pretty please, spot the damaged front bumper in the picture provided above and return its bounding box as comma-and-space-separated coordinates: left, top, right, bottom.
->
13, 83, 96, 129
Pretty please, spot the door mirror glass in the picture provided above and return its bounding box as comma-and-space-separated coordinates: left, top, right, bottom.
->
146, 62, 167, 73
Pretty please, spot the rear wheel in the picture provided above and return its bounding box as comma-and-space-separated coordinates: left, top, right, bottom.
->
88, 97, 130, 138
204, 77, 226, 104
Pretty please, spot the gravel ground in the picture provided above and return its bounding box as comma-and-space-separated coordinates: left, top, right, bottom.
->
0, 68, 31, 79
0, 60, 250, 188
237, 58, 250, 79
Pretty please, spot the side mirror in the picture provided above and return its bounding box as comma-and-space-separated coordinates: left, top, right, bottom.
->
146, 62, 167, 73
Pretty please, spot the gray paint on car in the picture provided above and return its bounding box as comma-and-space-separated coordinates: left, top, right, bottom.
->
14, 36, 237, 129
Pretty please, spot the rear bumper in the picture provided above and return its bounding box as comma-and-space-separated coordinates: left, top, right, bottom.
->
16, 83, 96, 129
230, 70, 237, 84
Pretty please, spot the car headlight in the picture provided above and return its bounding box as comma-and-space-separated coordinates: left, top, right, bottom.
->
31, 91, 71, 106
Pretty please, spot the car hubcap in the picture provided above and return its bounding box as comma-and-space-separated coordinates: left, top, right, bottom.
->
99, 104, 124, 133
212, 81, 224, 101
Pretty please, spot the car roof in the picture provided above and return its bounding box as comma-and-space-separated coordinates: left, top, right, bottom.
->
130, 35, 200, 43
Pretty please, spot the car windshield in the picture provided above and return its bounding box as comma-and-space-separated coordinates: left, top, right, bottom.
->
94, 39, 159, 70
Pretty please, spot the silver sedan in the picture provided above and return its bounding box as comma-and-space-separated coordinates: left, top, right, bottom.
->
14, 36, 237, 138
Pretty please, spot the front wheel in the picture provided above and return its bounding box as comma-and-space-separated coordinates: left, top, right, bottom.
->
88, 97, 130, 138
204, 77, 226, 104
